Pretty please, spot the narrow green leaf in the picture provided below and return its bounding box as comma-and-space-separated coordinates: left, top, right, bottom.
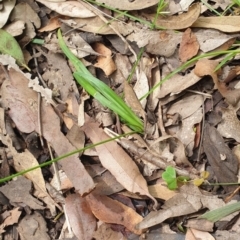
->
199, 201, 240, 222
0, 29, 30, 71
58, 28, 144, 132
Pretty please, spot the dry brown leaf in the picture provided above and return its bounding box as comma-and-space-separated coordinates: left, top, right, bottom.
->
81, 120, 157, 207
10, 2, 41, 42
124, 81, 146, 121
0, 68, 95, 196
194, 59, 240, 106
192, 16, 240, 33
39, 15, 68, 32
140, 3, 201, 30
136, 185, 226, 230
127, 30, 182, 57
3, 20, 25, 36
93, 223, 126, 240
93, 43, 116, 76
95, 0, 159, 10
194, 29, 237, 53
17, 212, 50, 240
0, 176, 45, 210
158, 67, 201, 98
0, 208, 21, 234
148, 183, 177, 201
179, 28, 199, 62
36, 0, 95, 18
86, 192, 143, 235
65, 194, 97, 240
217, 107, 240, 142
203, 123, 238, 192
186, 228, 215, 240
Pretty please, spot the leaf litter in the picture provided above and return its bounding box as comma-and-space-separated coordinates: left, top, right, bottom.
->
1, 0, 240, 239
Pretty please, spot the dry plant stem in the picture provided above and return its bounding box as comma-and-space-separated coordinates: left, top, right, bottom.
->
157, 103, 166, 136
119, 138, 199, 179
197, 95, 205, 162
37, 94, 44, 147
224, 186, 240, 203
83, 1, 138, 62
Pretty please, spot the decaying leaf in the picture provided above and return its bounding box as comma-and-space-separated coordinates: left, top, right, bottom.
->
95, 0, 159, 10
0, 176, 45, 210
10, 2, 41, 42
86, 192, 143, 235
217, 106, 240, 142
0, 208, 21, 234
17, 212, 50, 240
203, 123, 238, 192
93, 223, 126, 240
65, 194, 97, 240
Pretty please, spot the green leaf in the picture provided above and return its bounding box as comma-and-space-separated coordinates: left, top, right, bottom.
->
0, 29, 29, 70
162, 166, 177, 190
199, 201, 240, 222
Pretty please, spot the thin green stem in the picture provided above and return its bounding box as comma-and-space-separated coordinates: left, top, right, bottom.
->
140, 49, 240, 100
0, 131, 136, 183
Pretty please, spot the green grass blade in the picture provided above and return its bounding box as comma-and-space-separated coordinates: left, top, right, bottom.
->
199, 202, 240, 222
74, 73, 143, 131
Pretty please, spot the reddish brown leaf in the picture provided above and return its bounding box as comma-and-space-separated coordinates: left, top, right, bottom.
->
179, 28, 199, 62
86, 192, 143, 235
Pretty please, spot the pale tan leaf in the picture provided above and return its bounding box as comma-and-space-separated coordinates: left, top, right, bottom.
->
217, 107, 240, 142
95, 0, 159, 10
82, 120, 157, 207
192, 16, 240, 33
3, 20, 25, 36
93, 43, 116, 76
148, 183, 177, 201
86, 192, 143, 235
36, 0, 95, 18
65, 194, 96, 240
0, 0, 16, 28
186, 228, 215, 240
